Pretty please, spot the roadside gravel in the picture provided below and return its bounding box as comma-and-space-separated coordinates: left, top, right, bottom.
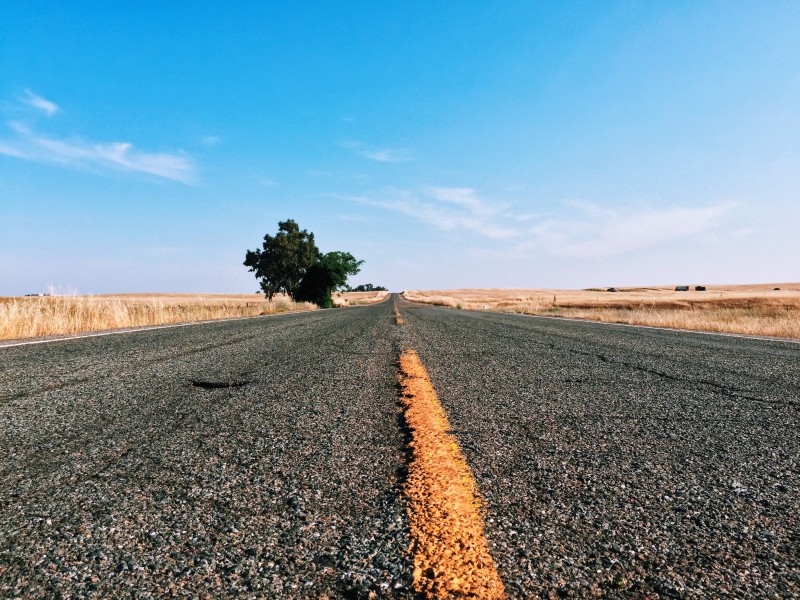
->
1, 304, 413, 598
401, 300, 799, 598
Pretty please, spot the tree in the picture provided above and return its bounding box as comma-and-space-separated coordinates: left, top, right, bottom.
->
293, 263, 338, 308
243, 220, 320, 300
349, 283, 387, 292
321, 251, 364, 292
293, 251, 363, 308
244, 220, 363, 308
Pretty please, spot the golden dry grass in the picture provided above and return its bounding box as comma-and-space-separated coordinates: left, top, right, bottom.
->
332, 290, 390, 306
403, 284, 800, 339
0, 293, 317, 341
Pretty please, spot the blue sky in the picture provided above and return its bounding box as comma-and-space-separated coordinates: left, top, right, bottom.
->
1, 2, 798, 294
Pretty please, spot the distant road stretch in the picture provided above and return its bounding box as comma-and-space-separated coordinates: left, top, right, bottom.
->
1, 295, 797, 598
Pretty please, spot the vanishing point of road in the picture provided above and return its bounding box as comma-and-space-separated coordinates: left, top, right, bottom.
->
1, 295, 797, 598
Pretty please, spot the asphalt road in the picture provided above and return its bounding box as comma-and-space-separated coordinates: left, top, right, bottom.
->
400, 298, 799, 598
1, 296, 798, 598
1, 304, 413, 598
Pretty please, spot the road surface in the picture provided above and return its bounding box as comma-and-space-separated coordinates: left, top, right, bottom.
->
1, 295, 797, 597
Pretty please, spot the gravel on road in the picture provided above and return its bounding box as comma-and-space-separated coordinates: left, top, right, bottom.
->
3, 295, 798, 598
1, 304, 413, 598
400, 299, 799, 598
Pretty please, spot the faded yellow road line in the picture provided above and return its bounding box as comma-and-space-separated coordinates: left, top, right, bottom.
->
394, 304, 404, 325
398, 350, 506, 599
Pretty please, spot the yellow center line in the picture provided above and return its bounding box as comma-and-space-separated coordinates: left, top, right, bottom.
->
394, 302, 404, 325
398, 349, 506, 599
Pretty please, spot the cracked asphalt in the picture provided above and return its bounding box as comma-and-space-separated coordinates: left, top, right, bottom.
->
1, 295, 798, 598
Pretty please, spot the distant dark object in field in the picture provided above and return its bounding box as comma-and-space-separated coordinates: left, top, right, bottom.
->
607, 287, 618, 292
695, 286, 707, 291
675, 286, 689, 292
774, 287, 781, 291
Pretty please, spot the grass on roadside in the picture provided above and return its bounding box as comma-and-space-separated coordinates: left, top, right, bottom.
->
403, 286, 800, 339
507, 302, 800, 338
332, 290, 390, 306
0, 293, 317, 341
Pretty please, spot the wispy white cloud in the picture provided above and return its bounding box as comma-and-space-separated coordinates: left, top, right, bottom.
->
361, 149, 410, 162
343, 186, 736, 257
343, 187, 523, 240
0, 117, 195, 183
201, 135, 220, 146
340, 140, 411, 163
0, 140, 29, 159
23, 90, 58, 116
509, 212, 542, 222
529, 202, 736, 258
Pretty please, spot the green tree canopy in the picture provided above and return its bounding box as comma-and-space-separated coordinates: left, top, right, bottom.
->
294, 252, 363, 308
293, 263, 338, 308
321, 251, 364, 292
349, 283, 387, 292
243, 219, 320, 300
244, 220, 364, 308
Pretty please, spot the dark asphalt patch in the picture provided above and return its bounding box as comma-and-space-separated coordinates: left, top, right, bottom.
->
189, 379, 250, 389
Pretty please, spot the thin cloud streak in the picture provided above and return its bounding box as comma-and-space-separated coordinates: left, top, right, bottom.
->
0, 141, 28, 159
345, 188, 736, 258
0, 121, 195, 183
360, 149, 409, 162
340, 140, 411, 163
23, 90, 58, 116
531, 202, 735, 258
345, 187, 522, 240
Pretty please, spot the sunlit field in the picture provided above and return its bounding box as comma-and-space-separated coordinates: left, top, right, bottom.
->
333, 290, 390, 306
0, 293, 317, 341
403, 284, 800, 339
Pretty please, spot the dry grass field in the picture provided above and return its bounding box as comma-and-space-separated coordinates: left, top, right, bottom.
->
333, 290, 390, 306
0, 293, 318, 341
403, 284, 800, 339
